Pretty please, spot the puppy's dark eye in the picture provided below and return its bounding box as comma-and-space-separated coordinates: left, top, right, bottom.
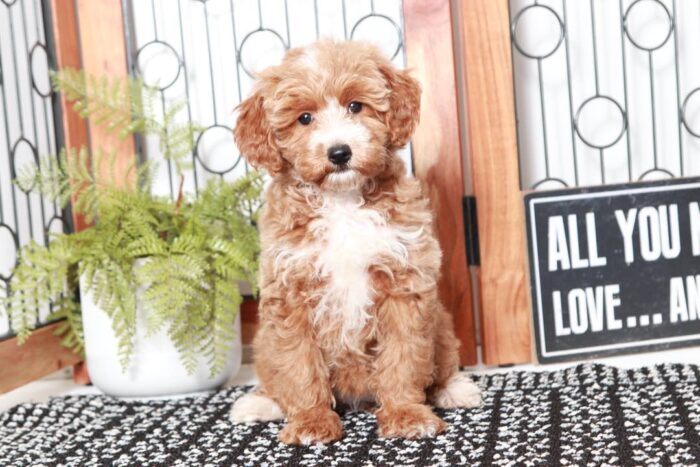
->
298, 113, 313, 125
347, 101, 363, 114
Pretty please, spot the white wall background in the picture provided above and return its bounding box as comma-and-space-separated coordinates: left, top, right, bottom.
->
511, 0, 700, 190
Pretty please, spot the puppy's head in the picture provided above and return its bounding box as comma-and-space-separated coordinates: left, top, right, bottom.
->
234, 40, 421, 192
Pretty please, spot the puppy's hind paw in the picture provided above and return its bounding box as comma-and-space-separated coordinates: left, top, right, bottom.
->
432, 373, 482, 409
231, 393, 284, 423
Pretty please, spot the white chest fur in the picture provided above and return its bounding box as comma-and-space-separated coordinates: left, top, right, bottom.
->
272, 191, 421, 342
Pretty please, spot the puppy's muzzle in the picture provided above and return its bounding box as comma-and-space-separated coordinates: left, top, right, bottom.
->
327, 144, 352, 166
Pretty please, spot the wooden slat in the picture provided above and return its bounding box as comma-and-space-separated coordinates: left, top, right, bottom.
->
50, 0, 114, 387
240, 299, 259, 347
50, 0, 89, 230
72, 361, 91, 385
455, 0, 532, 364
71, 0, 136, 384
0, 324, 83, 394
75, 0, 136, 188
58, 0, 135, 386
403, 0, 477, 366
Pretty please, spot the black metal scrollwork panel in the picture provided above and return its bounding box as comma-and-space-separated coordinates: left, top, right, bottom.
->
124, 0, 410, 199
510, 0, 700, 190
0, 0, 69, 339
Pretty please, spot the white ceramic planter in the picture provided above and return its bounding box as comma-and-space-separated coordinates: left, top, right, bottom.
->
81, 277, 242, 398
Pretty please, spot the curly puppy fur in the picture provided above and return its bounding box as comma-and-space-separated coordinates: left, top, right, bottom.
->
230, 39, 481, 445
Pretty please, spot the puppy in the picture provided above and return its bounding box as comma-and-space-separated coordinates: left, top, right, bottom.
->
231, 39, 481, 445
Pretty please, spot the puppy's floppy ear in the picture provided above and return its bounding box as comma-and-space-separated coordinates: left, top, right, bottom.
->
380, 63, 422, 149
234, 91, 285, 174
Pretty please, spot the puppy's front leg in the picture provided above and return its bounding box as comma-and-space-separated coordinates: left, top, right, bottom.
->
373, 294, 446, 439
255, 299, 342, 445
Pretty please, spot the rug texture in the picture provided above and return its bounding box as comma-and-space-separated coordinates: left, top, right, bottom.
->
1, 363, 699, 466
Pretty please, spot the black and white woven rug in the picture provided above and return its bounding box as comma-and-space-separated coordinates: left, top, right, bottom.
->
1, 363, 700, 466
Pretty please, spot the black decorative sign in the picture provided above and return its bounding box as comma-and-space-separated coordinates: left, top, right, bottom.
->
525, 178, 700, 362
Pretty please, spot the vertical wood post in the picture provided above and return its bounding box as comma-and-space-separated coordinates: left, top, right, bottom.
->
455, 0, 532, 364
75, 0, 136, 186
72, 0, 137, 381
49, 0, 93, 385
403, 0, 477, 365
50, 0, 89, 230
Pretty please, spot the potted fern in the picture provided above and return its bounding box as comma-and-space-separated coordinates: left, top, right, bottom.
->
3, 69, 261, 397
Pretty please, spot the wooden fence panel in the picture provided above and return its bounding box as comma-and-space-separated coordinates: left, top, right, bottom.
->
455, 0, 532, 364
404, 0, 478, 366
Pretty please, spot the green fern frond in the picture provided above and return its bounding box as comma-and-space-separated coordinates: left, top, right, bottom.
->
158, 121, 203, 174
166, 309, 208, 375
5, 68, 263, 376
52, 68, 151, 139
48, 298, 84, 355
13, 147, 157, 224
14, 149, 70, 203
52, 68, 200, 172
206, 275, 242, 377
88, 259, 137, 369
137, 254, 204, 337
4, 238, 79, 343
125, 235, 168, 258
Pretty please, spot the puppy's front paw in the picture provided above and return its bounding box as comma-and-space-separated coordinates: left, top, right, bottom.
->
377, 403, 446, 439
278, 408, 343, 445
432, 373, 482, 409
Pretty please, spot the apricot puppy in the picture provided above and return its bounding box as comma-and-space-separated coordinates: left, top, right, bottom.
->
231, 39, 481, 445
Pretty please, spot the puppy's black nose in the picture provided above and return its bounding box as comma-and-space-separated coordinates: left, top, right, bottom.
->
327, 144, 352, 165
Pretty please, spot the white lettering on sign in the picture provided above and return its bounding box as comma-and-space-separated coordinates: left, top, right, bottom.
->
547, 213, 607, 272
670, 275, 700, 323
639, 206, 662, 261
605, 284, 623, 330
614, 205, 681, 263
548, 216, 570, 272
615, 208, 637, 264
568, 215, 588, 269
551, 284, 622, 336
660, 205, 681, 259
691, 202, 700, 256
552, 290, 570, 336
586, 212, 607, 267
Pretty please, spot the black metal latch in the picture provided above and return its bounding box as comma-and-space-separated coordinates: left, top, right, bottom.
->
462, 196, 480, 266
